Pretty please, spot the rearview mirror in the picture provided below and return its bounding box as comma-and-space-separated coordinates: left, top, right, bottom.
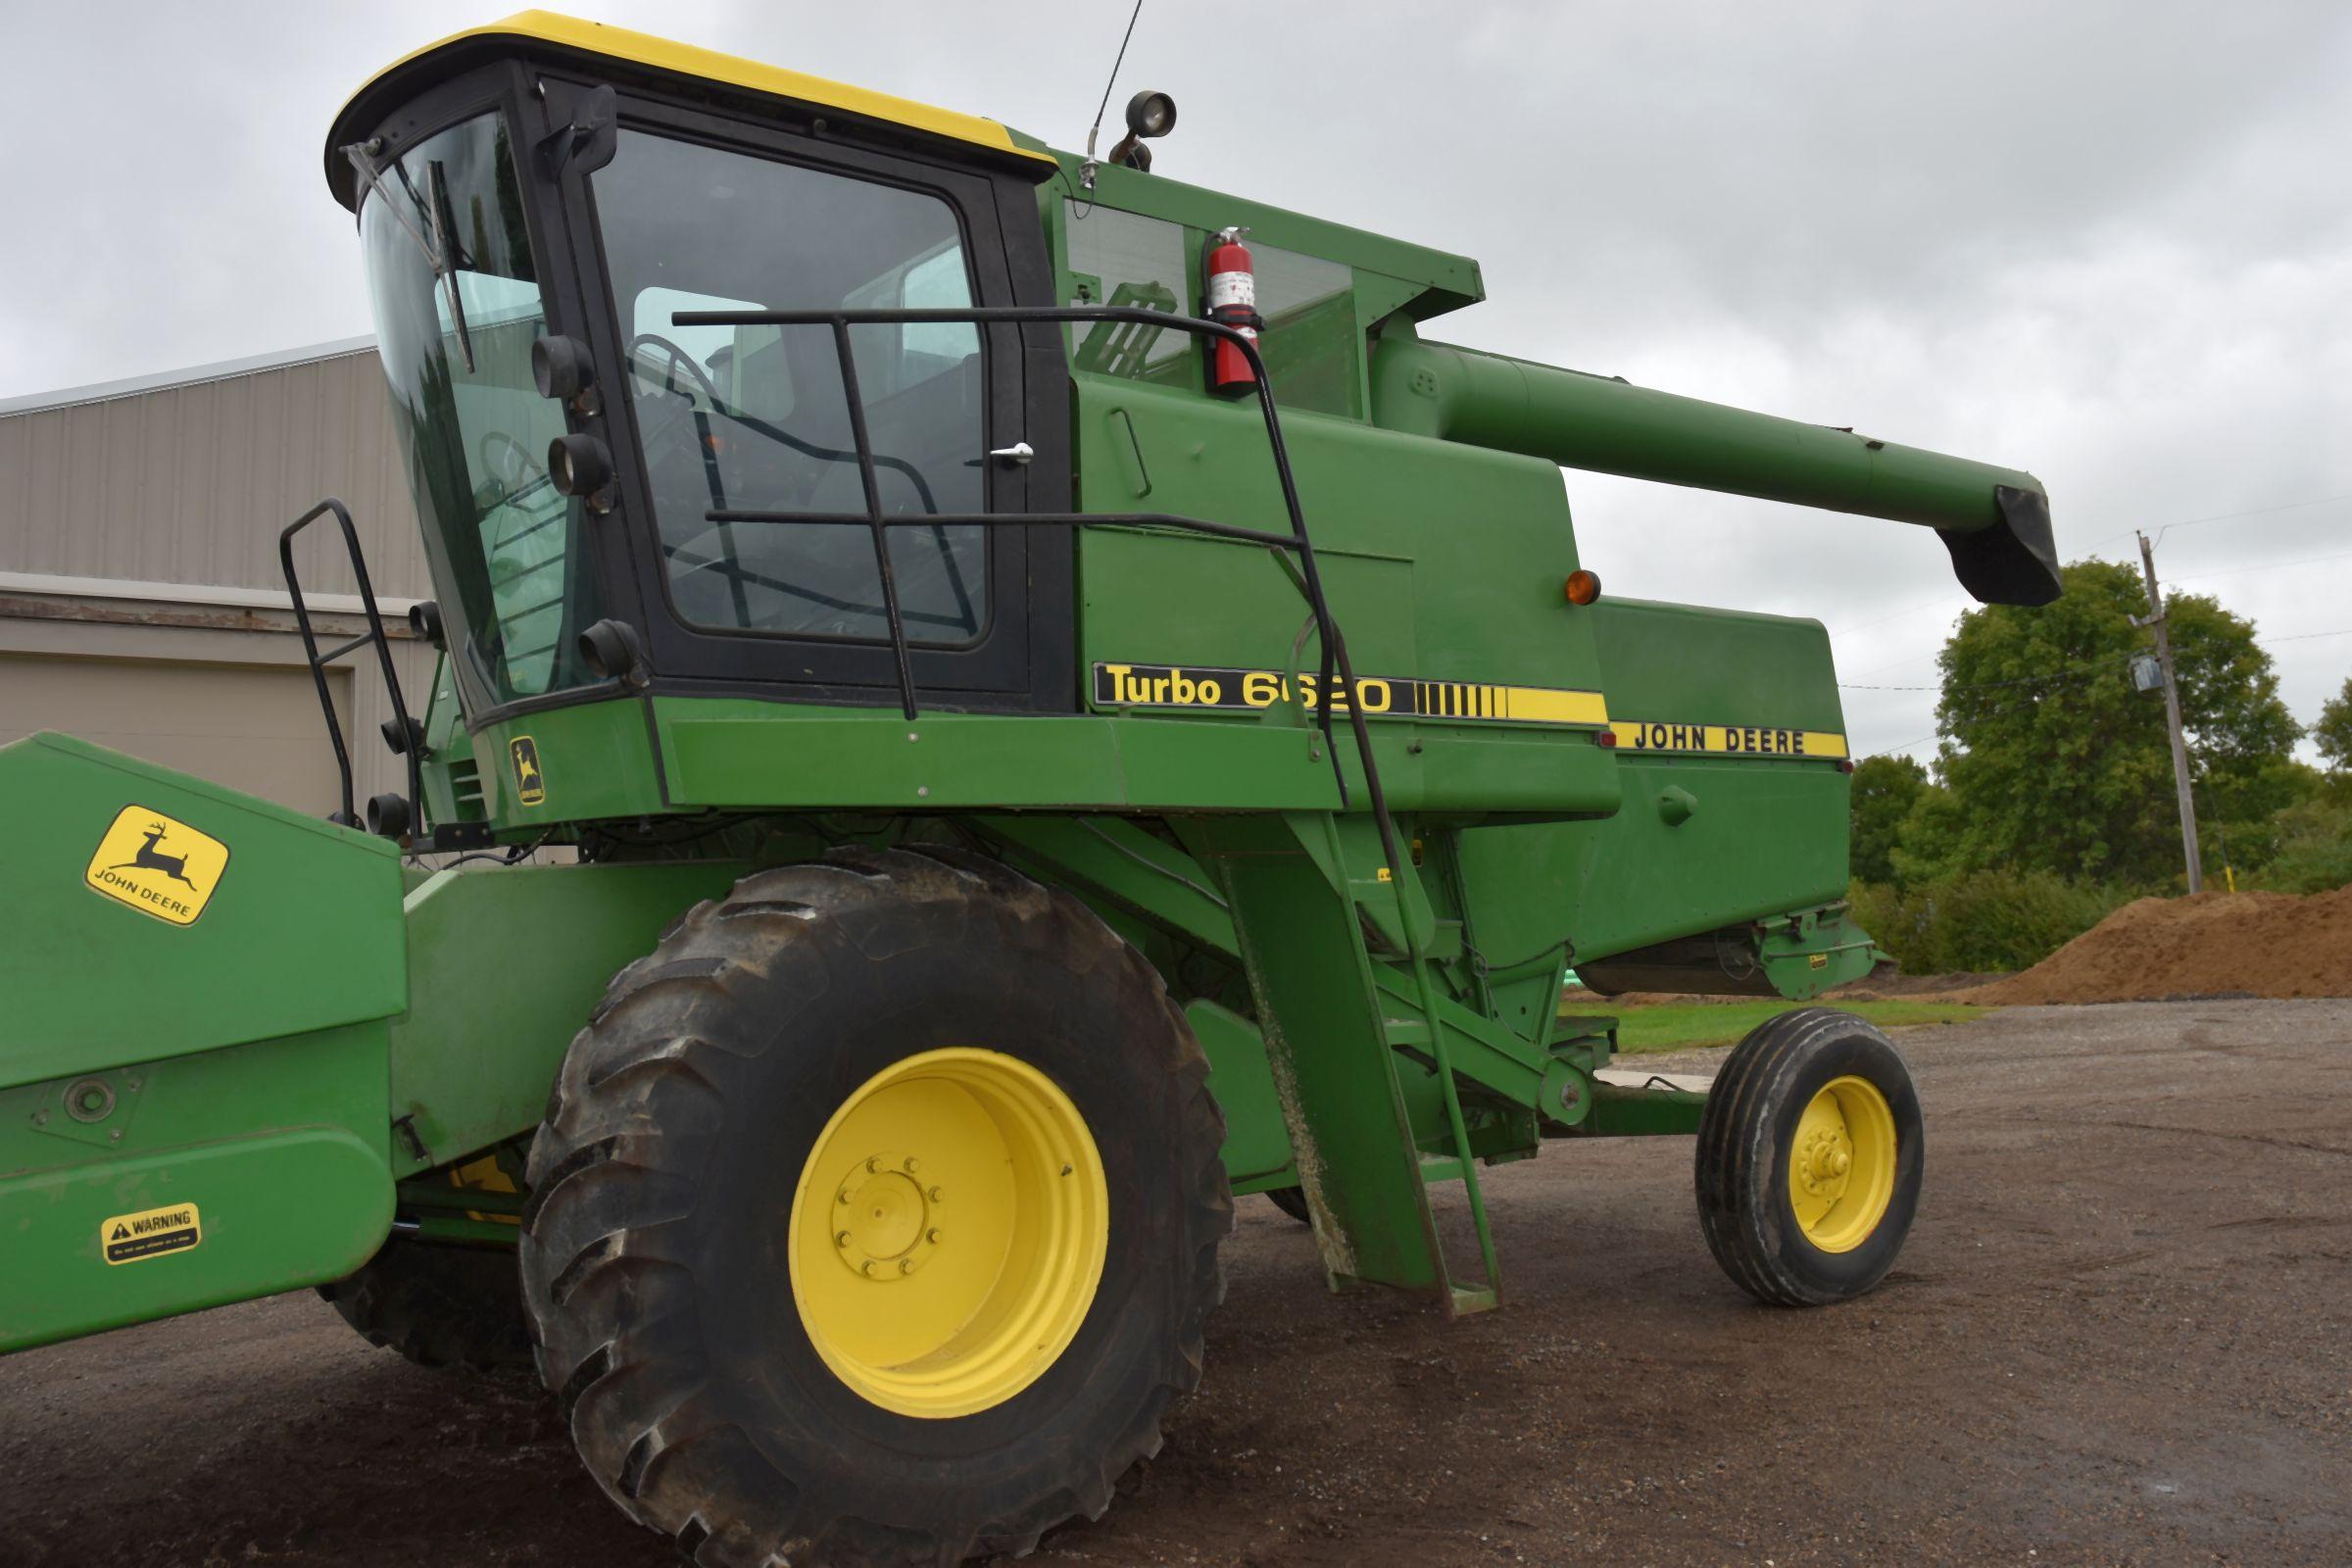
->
540, 83, 618, 179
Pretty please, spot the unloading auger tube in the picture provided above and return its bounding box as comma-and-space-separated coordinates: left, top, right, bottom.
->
1370, 332, 2061, 607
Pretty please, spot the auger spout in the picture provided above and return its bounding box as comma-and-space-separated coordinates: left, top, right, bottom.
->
1370, 332, 2059, 606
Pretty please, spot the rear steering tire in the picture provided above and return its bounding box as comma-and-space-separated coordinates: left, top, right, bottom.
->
520, 847, 1230, 1568
319, 1240, 534, 1372
1694, 1006, 1923, 1306
1263, 1186, 1312, 1225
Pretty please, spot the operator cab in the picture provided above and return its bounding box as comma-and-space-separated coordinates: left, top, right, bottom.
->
326, 14, 1075, 728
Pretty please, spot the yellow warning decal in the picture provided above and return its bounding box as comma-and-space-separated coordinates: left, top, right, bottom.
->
511, 735, 547, 806
84, 807, 229, 926
102, 1202, 202, 1265
1093, 662, 1608, 726
1609, 720, 1849, 761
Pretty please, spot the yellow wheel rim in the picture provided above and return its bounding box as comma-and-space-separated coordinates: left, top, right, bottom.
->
1787, 1075, 1897, 1254
787, 1048, 1108, 1419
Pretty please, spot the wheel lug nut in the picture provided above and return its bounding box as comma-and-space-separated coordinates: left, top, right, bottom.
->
899, 1258, 914, 1274
838, 1189, 853, 1205
904, 1156, 919, 1173
864, 1157, 880, 1174
835, 1231, 852, 1249
927, 1228, 941, 1244
860, 1260, 878, 1276
928, 1186, 944, 1201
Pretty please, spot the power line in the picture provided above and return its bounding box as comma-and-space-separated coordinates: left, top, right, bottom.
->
1839, 653, 2126, 696
1838, 541, 2352, 677
2080, 490, 2352, 555
1838, 490, 2352, 651
2169, 547, 2352, 586
1827, 590, 1968, 638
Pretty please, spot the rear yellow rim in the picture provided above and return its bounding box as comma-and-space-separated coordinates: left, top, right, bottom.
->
787, 1048, 1109, 1419
1787, 1075, 1897, 1253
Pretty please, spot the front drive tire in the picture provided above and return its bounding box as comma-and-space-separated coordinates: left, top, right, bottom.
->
520, 847, 1231, 1568
1694, 1007, 1924, 1307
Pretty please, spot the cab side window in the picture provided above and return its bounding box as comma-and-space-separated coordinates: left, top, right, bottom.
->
595, 130, 987, 645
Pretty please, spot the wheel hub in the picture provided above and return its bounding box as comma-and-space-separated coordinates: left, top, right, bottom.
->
1794, 1126, 1855, 1202
787, 1048, 1110, 1419
1786, 1074, 1898, 1254
832, 1152, 943, 1279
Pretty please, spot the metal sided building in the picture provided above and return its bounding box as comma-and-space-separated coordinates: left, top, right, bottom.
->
0, 340, 432, 814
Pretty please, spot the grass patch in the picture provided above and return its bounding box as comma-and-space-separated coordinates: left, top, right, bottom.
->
1586, 999, 1990, 1055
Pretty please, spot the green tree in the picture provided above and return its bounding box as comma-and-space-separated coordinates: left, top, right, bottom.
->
2317, 676, 2352, 772
1929, 560, 2302, 888
1849, 754, 1928, 884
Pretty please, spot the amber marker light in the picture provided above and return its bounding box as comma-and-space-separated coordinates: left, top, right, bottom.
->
1564, 569, 1602, 606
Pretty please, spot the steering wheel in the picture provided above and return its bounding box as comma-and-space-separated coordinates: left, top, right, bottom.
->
627, 330, 736, 452
474, 429, 554, 514
629, 331, 729, 405
625, 331, 750, 488
478, 429, 540, 489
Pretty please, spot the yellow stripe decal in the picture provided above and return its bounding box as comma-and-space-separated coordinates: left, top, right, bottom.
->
1609, 720, 1849, 760
1093, 662, 1607, 726
1499, 685, 1610, 725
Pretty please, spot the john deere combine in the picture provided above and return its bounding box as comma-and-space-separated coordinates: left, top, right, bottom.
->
0, 14, 2059, 1564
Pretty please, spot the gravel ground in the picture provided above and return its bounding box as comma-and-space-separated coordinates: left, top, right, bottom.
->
4, 1000, 2347, 1567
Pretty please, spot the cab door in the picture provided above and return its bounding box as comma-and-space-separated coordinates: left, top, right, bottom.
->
547, 80, 1070, 711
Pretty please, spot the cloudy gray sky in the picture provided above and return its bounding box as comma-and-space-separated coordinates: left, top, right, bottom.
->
4, 0, 2346, 760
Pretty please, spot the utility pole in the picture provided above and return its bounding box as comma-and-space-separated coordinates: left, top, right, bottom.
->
2135, 531, 2203, 893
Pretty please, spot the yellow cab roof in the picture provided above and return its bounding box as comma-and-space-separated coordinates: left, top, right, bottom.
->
326, 10, 1053, 208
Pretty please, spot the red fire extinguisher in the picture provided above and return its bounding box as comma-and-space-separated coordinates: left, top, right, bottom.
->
1203, 226, 1263, 397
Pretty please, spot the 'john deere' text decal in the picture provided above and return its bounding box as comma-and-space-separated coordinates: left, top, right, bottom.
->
1608, 720, 1849, 760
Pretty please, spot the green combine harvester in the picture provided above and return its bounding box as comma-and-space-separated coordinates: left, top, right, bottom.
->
0, 14, 2058, 1564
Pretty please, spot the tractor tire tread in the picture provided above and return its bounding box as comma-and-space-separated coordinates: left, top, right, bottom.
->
522, 846, 1229, 1568
1694, 1006, 1921, 1307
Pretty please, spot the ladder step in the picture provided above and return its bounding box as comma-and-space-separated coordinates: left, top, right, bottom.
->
1448, 1283, 1500, 1315
1419, 1154, 1465, 1184
1382, 1014, 1433, 1049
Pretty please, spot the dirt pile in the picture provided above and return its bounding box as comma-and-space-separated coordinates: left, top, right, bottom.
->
1954, 886, 2352, 1004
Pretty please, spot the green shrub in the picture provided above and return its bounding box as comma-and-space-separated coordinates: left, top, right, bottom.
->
1848, 870, 2130, 975
1845, 879, 1925, 970
2251, 797, 2352, 893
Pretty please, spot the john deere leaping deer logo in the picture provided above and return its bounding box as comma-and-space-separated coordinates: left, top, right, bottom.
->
117, 823, 202, 890
510, 735, 547, 807
84, 807, 229, 926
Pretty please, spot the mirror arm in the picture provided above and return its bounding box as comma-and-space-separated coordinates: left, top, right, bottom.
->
539, 83, 619, 179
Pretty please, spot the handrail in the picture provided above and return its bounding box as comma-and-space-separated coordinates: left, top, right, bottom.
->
670, 304, 1367, 807
278, 497, 422, 831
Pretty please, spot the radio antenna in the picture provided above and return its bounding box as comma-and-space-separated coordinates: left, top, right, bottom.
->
1078, 0, 1146, 194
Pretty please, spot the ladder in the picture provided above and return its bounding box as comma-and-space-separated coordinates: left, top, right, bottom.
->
1192, 809, 1501, 1315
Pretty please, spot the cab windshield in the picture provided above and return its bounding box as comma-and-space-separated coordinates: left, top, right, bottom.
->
360, 110, 602, 706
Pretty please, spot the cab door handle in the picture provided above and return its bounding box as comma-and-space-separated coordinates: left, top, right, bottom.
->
987, 441, 1035, 466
